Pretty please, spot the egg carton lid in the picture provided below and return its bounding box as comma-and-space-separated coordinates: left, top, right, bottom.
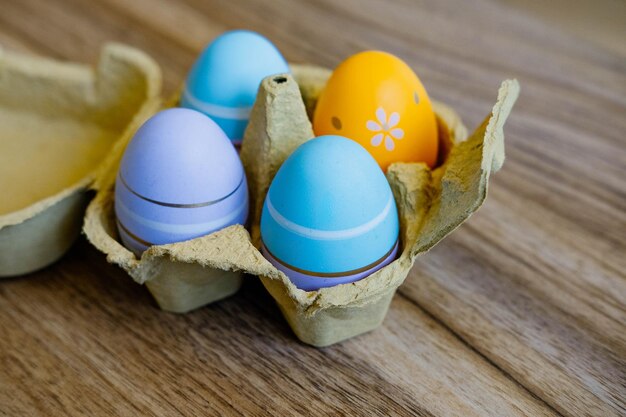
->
0, 44, 161, 277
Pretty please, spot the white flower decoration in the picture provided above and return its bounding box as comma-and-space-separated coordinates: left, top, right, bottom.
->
366, 107, 404, 151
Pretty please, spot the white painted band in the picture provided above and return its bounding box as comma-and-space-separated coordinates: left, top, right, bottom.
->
266, 194, 393, 240
116, 196, 248, 236
182, 88, 252, 120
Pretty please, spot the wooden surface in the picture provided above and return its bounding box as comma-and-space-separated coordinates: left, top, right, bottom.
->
1, 0, 624, 416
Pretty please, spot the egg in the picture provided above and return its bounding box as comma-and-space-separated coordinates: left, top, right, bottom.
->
313, 51, 438, 171
260, 135, 399, 291
115, 108, 248, 256
181, 30, 290, 145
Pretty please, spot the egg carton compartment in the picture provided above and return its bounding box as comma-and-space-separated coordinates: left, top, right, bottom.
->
83, 95, 252, 314
83, 67, 318, 314
84, 134, 253, 313
83, 61, 518, 346
241, 67, 518, 346
82, 63, 313, 314
0, 44, 161, 277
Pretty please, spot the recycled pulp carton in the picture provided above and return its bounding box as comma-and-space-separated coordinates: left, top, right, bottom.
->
83, 60, 519, 346
0, 44, 161, 277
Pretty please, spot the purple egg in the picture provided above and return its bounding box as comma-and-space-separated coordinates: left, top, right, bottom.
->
115, 108, 248, 256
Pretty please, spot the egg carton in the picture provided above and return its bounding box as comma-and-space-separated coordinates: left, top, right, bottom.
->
243, 67, 519, 346
0, 44, 161, 277
84, 61, 519, 346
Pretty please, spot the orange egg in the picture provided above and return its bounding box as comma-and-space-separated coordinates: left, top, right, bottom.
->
313, 51, 438, 170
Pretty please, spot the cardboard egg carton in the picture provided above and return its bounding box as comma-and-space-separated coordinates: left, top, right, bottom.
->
243, 67, 519, 346
84, 61, 519, 346
0, 44, 161, 277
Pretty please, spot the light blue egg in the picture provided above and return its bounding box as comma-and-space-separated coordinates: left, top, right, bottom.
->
260, 135, 399, 290
181, 30, 290, 145
115, 108, 248, 256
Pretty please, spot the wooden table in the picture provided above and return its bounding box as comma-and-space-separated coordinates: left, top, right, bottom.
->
1, 0, 624, 415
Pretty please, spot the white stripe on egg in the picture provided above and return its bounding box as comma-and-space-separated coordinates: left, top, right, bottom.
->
182, 88, 252, 120
266, 193, 393, 241
116, 196, 248, 236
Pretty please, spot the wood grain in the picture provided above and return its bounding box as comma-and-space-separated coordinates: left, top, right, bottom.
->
0, 0, 624, 416
0, 241, 556, 416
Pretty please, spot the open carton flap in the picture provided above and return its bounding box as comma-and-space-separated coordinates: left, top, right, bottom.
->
1, 44, 161, 228
408, 79, 520, 258
1, 44, 161, 277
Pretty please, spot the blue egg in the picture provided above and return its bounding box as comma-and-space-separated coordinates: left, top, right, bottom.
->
181, 30, 290, 145
115, 108, 248, 256
260, 135, 399, 291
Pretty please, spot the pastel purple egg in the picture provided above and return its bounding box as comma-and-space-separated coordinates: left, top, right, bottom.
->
115, 108, 248, 256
